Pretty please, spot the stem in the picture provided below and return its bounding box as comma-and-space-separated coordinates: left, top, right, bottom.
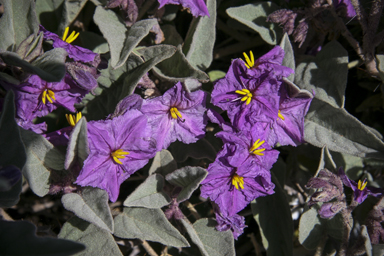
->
350, 0, 368, 31
337, 200, 358, 256
314, 234, 327, 256
246, 233, 262, 256
140, 240, 158, 256
183, 201, 201, 220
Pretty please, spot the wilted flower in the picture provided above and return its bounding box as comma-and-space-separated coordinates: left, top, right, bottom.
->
157, 0, 210, 17
267, 9, 297, 35
213, 203, 247, 240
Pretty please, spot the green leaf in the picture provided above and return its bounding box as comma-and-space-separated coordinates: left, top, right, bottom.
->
295, 41, 348, 108
59, 217, 122, 256
148, 149, 177, 176
180, 218, 235, 256
0, 0, 39, 51
183, 0, 216, 70
0, 48, 67, 82
251, 172, 293, 256
62, 187, 114, 232
20, 128, 65, 197
161, 24, 183, 46
123, 174, 171, 208
226, 2, 282, 45
280, 33, 295, 81
59, 0, 88, 30
1, 220, 85, 256
152, 45, 209, 83
35, 0, 64, 32
78, 31, 109, 54
165, 166, 207, 202
114, 207, 190, 247
0, 91, 26, 170
83, 45, 176, 120
208, 70, 226, 82
65, 117, 89, 169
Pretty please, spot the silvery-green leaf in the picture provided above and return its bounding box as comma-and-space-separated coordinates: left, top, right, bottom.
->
183, 0, 216, 70
359, 225, 372, 256
20, 128, 65, 197
298, 207, 324, 250
65, 118, 89, 169
376, 54, 384, 83
114, 207, 190, 247
148, 149, 177, 176
16, 32, 43, 62
79, 31, 109, 54
152, 45, 209, 83
62, 187, 114, 233
0, 0, 39, 51
1, 220, 85, 256
59, 0, 88, 31
59, 217, 122, 256
165, 166, 207, 202
226, 2, 282, 45
162, 24, 183, 46
295, 41, 348, 108
251, 172, 293, 256
0, 48, 67, 82
35, 0, 64, 32
280, 33, 295, 81
123, 174, 171, 208
180, 218, 235, 256
373, 244, 384, 256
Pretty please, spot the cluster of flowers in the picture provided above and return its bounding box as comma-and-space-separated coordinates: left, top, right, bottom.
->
199, 46, 313, 239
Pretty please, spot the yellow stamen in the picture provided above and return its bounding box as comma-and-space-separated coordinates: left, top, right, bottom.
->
232, 174, 245, 190
278, 110, 285, 120
358, 179, 367, 191
170, 107, 183, 120
235, 89, 253, 105
66, 112, 82, 127
249, 139, 266, 156
41, 89, 55, 105
242, 51, 255, 69
62, 27, 80, 44
111, 149, 130, 165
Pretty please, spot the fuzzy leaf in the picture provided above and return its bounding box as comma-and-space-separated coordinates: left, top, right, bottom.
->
148, 149, 177, 176
376, 54, 384, 83
360, 225, 372, 256
0, 48, 67, 82
295, 41, 348, 108
59, 217, 122, 256
183, 0, 216, 70
180, 218, 235, 256
1, 220, 85, 256
298, 207, 324, 250
20, 128, 65, 197
373, 245, 384, 256
251, 172, 293, 256
78, 31, 109, 54
165, 166, 207, 202
83, 45, 176, 120
152, 45, 209, 83
226, 2, 282, 45
59, 0, 88, 30
0, 0, 39, 51
114, 207, 190, 247
65, 118, 89, 169
280, 33, 295, 81
62, 187, 114, 232
123, 174, 171, 208
35, 0, 64, 32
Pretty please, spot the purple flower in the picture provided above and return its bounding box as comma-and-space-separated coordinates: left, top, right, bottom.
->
242, 46, 294, 80
200, 152, 275, 216
75, 110, 156, 202
214, 203, 246, 239
140, 82, 207, 150
339, 167, 383, 204
333, 0, 356, 19
216, 122, 279, 171
266, 81, 313, 147
211, 59, 280, 127
4, 74, 87, 120
157, 0, 209, 17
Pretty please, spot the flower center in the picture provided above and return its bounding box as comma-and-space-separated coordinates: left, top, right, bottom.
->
278, 110, 285, 120
235, 89, 253, 105
66, 112, 82, 127
358, 179, 367, 191
249, 139, 266, 156
62, 27, 80, 44
111, 149, 130, 165
232, 174, 244, 190
170, 107, 184, 121
242, 51, 255, 69
41, 89, 56, 104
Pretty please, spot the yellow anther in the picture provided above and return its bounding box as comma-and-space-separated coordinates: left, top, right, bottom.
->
232, 174, 245, 190
111, 149, 130, 165
66, 112, 82, 127
358, 179, 368, 191
242, 51, 255, 69
235, 89, 253, 105
278, 110, 285, 120
170, 107, 183, 120
41, 89, 55, 105
249, 139, 266, 156
62, 27, 79, 44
